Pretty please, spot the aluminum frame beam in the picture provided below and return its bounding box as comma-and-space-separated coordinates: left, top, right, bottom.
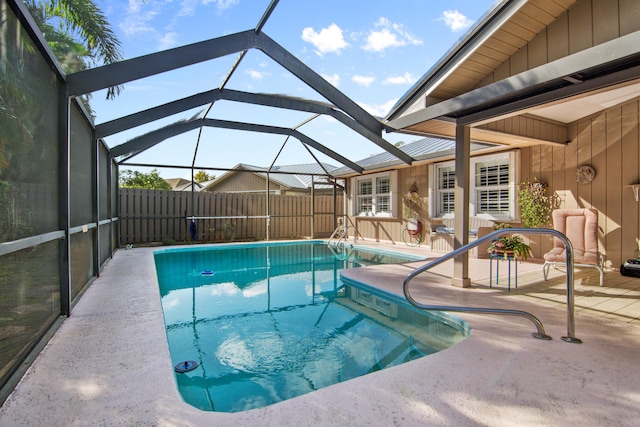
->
457, 63, 640, 126
69, 26, 412, 164
110, 118, 364, 173
67, 31, 381, 135
95, 88, 414, 164
66, 31, 255, 97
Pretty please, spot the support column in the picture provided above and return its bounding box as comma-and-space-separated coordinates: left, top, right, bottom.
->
452, 123, 471, 288
311, 178, 315, 238
266, 172, 270, 240
59, 92, 71, 315
92, 124, 99, 277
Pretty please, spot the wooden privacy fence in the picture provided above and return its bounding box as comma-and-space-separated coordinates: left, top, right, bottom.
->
119, 189, 343, 244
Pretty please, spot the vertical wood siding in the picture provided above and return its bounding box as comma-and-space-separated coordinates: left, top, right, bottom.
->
520, 98, 640, 267
484, 0, 640, 87
351, 97, 640, 268
348, 166, 429, 245
119, 190, 342, 244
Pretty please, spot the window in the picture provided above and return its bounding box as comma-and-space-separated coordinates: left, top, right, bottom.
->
438, 166, 455, 216
476, 161, 510, 215
430, 152, 517, 220
352, 171, 397, 217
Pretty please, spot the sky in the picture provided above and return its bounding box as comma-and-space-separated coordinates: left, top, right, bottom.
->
91, 0, 498, 179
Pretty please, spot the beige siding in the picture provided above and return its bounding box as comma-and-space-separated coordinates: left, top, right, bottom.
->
347, 166, 429, 245
520, 98, 640, 267
486, 0, 640, 87
356, 98, 640, 267
210, 172, 272, 193
477, 115, 568, 145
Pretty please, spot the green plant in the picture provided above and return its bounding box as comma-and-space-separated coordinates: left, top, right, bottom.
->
517, 178, 555, 228
222, 220, 237, 241
493, 223, 512, 230
488, 234, 532, 260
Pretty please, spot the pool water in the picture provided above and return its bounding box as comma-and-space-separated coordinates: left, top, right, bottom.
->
153, 241, 469, 413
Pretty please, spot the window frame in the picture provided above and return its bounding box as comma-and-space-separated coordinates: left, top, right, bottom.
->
351, 171, 398, 218
429, 152, 518, 221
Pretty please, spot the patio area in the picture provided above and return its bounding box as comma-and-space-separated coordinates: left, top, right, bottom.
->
1, 241, 639, 426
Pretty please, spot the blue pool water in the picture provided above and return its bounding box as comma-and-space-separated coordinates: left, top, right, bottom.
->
153, 241, 469, 413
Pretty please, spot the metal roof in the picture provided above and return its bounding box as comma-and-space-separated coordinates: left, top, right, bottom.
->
332, 136, 497, 177
205, 163, 337, 191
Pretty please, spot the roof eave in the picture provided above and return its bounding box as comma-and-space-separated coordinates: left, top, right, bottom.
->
385, 0, 523, 123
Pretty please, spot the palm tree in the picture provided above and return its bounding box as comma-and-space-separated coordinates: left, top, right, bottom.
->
26, 0, 124, 99
1, 0, 123, 175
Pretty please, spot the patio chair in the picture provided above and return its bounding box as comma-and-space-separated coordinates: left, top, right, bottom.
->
542, 208, 604, 286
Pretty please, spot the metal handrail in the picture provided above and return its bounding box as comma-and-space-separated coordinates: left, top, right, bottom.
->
403, 228, 582, 343
327, 223, 349, 247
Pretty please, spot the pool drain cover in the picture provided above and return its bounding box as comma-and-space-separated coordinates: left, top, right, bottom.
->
174, 360, 198, 373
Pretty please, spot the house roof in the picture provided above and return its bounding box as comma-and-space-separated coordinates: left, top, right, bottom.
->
386, 0, 577, 121
164, 177, 192, 190
173, 181, 204, 192
202, 163, 337, 191
165, 178, 209, 191
385, 0, 640, 147
331, 136, 498, 177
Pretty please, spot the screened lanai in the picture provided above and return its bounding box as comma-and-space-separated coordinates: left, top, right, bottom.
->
0, 0, 426, 399
82, 0, 423, 244
4, 0, 640, 423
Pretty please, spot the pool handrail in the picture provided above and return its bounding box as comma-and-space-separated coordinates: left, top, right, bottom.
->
403, 228, 582, 343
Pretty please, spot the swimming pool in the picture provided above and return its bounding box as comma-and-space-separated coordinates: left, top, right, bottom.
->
153, 241, 469, 412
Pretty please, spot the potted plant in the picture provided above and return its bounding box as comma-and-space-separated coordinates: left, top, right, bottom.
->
488, 234, 532, 260
517, 178, 556, 228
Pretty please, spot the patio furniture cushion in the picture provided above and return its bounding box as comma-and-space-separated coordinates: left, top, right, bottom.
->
542, 208, 604, 285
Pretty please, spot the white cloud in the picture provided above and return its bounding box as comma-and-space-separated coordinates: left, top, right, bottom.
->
158, 32, 180, 50
203, 0, 240, 10
440, 10, 474, 32
301, 23, 348, 56
383, 72, 418, 85
352, 75, 375, 87
119, 2, 159, 37
358, 99, 398, 117
322, 73, 340, 87
246, 69, 265, 80
362, 17, 423, 53
177, 0, 198, 17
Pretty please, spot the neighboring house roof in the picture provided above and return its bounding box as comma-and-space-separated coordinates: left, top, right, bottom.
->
201, 163, 337, 192
165, 178, 206, 191
331, 136, 497, 177
164, 177, 192, 190
173, 181, 204, 192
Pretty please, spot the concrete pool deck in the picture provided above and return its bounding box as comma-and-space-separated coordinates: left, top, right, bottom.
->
1, 242, 639, 426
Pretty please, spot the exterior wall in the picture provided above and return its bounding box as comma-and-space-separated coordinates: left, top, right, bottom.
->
480, 0, 640, 87
206, 171, 325, 195
208, 172, 277, 193
521, 97, 640, 268
347, 166, 429, 245
351, 97, 640, 267
476, 115, 568, 145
